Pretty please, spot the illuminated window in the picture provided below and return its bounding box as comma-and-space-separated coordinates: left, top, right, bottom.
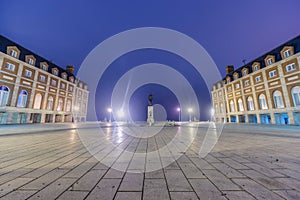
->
17, 90, 28, 108
230, 100, 235, 112
0, 86, 10, 106
33, 93, 42, 109
259, 94, 268, 110
273, 90, 284, 108
247, 96, 255, 111
291, 86, 300, 106
47, 96, 54, 110
238, 98, 244, 112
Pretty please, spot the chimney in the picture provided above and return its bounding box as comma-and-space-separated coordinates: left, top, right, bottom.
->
66, 65, 75, 74
226, 65, 234, 75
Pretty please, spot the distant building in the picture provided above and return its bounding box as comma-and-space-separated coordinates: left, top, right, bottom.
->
212, 35, 300, 125
0, 35, 88, 124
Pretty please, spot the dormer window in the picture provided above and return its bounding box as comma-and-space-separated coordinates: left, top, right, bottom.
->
242, 68, 248, 77
25, 55, 36, 66
283, 50, 291, 58
226, 77, 231, 83
79, 83, 83, 88
253, 65, 258, 71
69, 76, 74, 83
281, 46, 294, 59
233, 73, 239, 80
61, 72, 67, 80
267, 58, 273, 65
40, 62, 48, 71
10, 49, 18, 58
52, 68, 59, 76
84, 85, 88, 90
7, 46, 20, 59
28, 58, 34, 65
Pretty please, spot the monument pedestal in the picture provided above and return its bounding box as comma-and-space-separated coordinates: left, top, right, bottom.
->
147, 106, 154, 125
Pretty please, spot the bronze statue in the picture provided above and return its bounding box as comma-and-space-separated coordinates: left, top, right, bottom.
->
148, 93, 153, 106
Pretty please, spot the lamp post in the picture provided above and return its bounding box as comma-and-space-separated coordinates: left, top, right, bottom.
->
188, 108, 192, 122
177, 107, 181, 122
107, 107, 112, 122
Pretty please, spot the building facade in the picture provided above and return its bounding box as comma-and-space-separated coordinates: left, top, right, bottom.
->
0, 35, 88, 124
212, 35, 300, 125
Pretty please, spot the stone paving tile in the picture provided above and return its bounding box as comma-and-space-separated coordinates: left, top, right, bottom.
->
63, 160, 97, 178
21, 169, 68, 190
189, 179, 226, 200
56, 191, 88, 200
204, 154, 222, 163
114, 192, 142, 200
190, 157, 215, 169
177, 162, 205, 179
211, 162, 246, 178
275, 177, 300, 191
92, 162, 109, 170
71, 169, 107, 191
0, 190, 37, 200
169, 192, 199, 200
218, 158, 249, 170
244, 163, 286, 178
119, 173, 143, 191
0, 168, 33, 185
273, 189, 300, 200
145, 169, 164, 179
164, 169, 193, 191
28, 178, 76, 200
104, 168, 125, 179
143, 179, 170, 200
233, 178, 284, 200
275, 168, 300, 180
202, 169, 240, 191
239, 169, 290, 190
85, 178, 121, 200
223, 191, 256, 200
0, 177, 33, 198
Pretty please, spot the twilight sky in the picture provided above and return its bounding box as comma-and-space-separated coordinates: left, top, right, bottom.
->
1, 1, 300, 121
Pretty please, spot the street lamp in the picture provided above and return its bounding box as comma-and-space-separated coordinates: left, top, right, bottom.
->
188, 108, 192, 122
107, 107, 112, 122
176, 107, 181, 122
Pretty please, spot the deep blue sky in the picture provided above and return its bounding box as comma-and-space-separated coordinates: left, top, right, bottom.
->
1, 1, 300, 121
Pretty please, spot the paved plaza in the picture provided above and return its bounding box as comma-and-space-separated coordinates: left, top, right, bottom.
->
0, 122, 300, 200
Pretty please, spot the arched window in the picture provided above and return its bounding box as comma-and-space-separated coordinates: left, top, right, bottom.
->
247, 96, 255, 111
47, 96, 54, 110
259, 94, 268, 110
57, 98, 63, 111
33, 93, 42, 109
66, 100, 71, 112
17, 90, 28, 108
291, 86, 300, 107
273, 90, 284, 108
230, 100, 235, 112
0, 86, 10, 106
238, 98, 244, 112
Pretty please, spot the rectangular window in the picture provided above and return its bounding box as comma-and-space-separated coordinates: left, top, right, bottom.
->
28, 58, 34, 65
228, 87, 232, 92
235, 84, 240, 89
42, 65, 47, 71
267, 58, 273, 65
69, 86, 73, 92
39, 75, 46, 82
253, 65, 258, 71
255, 76, 261, 82
286, 63, 296, 72
269, 70, 277, 78
24, 70, 32, 77
51, 79, 57, 86
284, 50, 291, 58
5, 62, 15, 71
244, 80, 249, 86
61, 83, 65, 89
10, 50, 17, 58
